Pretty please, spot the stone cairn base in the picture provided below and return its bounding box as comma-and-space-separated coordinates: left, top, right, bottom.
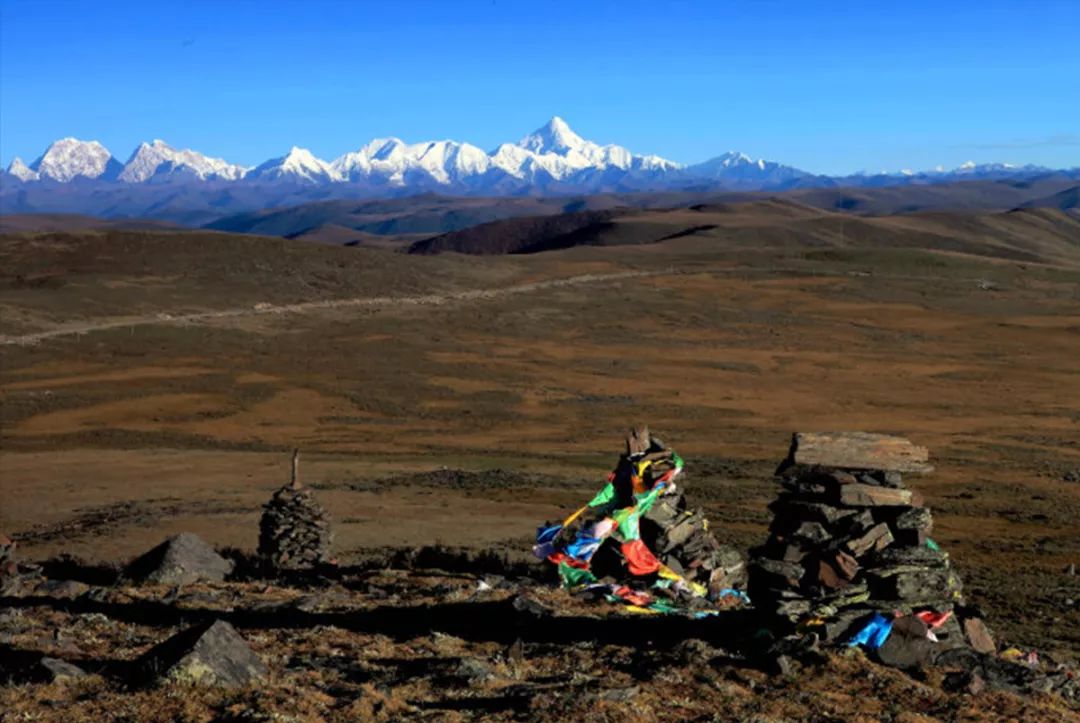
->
749, 432, 995, 655
641, 486, 747, 598
258, 450, 334, 571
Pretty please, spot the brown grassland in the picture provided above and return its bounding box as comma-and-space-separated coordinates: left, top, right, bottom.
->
1, 203, 1078, 720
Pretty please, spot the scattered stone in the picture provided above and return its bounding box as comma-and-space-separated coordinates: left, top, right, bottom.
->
599, 685, 640, 701
938, 648, 1045, 696
125, 533, 234, 586
259, 450, 334, 571
0, 533, 38, 595
961, 617, 996, 654
139, 619, 267, 688
1063, 469, 1080, 483
37, 657, 88, 684
875, 615, 932, 670
512, 595, 554, 618
770, 654, 794, 676
33, 579, 90, 599
507, 638, 525, 665
455, 657, 494, 682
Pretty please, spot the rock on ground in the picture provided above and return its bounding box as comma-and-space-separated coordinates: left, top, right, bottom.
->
124, 533, 234, 586
139, 619, 267, 689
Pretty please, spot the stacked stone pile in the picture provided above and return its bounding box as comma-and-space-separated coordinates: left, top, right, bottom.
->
0, 532, 40, 595
258, 450, 334, 571
749, 432, 990, 650
1, 533, 20, 594
641, 488, 748, 597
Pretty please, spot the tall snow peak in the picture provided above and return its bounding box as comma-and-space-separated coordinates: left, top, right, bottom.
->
120, 140, 248, 182
31, 138, 122, 182
248, 147, 340, 183
518, 116, 587, 154
7, 157, 39, 182
514, 116, 680, 174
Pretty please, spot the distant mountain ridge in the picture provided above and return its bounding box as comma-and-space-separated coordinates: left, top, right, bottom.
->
3, 117, 1078, 224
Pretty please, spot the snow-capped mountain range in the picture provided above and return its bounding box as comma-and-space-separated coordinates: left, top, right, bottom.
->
4, 118, 687, 190
6, 117, 1062, 194
3, 118, 1075, 227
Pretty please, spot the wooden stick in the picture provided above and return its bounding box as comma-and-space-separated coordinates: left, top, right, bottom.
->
290, 449, 301, 488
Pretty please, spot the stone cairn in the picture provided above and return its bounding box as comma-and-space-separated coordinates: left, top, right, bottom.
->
258, 450, 334, 571
0, 533, 20, 594
641, 486, 748, 598
749, 432, 993, 653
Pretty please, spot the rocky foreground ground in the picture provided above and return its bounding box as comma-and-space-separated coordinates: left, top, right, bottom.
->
1, 543, 1077, 722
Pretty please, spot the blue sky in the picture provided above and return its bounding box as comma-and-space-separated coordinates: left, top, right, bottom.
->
2, 0, 1076, 175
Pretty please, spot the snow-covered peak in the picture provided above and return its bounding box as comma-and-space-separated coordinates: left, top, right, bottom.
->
120, 140, 248, 182
248, 147, 340, 183
31, 138, 120, 182
519, 116, 588, 155
514, 116, 658, 172
7, 157, 39, 181
686, 151, 809, 185
331, 139, 493, 185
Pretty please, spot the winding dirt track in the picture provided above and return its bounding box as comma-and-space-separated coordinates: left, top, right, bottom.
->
0, 270, 669, 346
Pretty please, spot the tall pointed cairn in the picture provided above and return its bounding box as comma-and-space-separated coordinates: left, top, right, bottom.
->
749, 432, 991, 651
258, 450, 334, 570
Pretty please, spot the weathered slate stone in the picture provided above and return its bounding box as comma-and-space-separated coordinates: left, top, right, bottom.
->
962, 617, 996, 654
893, 529, 929, 547
770, 500, 859, 526
868, 567, 962, 602
783, 432, 933, 474
140, 619, 267, 688
781, 544, 808, 563
876, 615, 932, 669
791, 521, 831, 545
893, 507, 934, 531
837, 483, 914, 508
750, 558, 805, 589
874, 546, 948, 569
817, 552, 859, 590
846, 523, 894, 557
821, 608, 878, 643
34, 579, 90, 599
125, 533, 233, 586
37, 657, 88, 684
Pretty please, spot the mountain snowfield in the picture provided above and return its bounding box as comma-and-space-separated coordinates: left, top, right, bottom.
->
2, 117, 1070, 196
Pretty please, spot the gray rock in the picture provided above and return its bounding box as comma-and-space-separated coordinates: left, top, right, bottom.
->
125, 533, 233, 586
38, 657, 88, 683
875, 616, 932, 669
512, 595, 554, 618
837, 484, 914, 508
599, 685, 640, 701
893, 507, 934, 531
34, 579, 90, 599
455, 657, 494, 682
140, 619, 267, 689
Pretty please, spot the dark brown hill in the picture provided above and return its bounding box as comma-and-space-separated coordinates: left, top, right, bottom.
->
407, 200, 1080, 267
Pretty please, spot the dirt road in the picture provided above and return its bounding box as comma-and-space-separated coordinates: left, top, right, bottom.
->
0, 270, 668, 346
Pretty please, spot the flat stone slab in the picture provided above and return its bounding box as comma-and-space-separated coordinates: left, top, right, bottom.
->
783, 432, 933, 474
140, 619, 267, 688
837, 483, 915, 508
125, 533, 234, 586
